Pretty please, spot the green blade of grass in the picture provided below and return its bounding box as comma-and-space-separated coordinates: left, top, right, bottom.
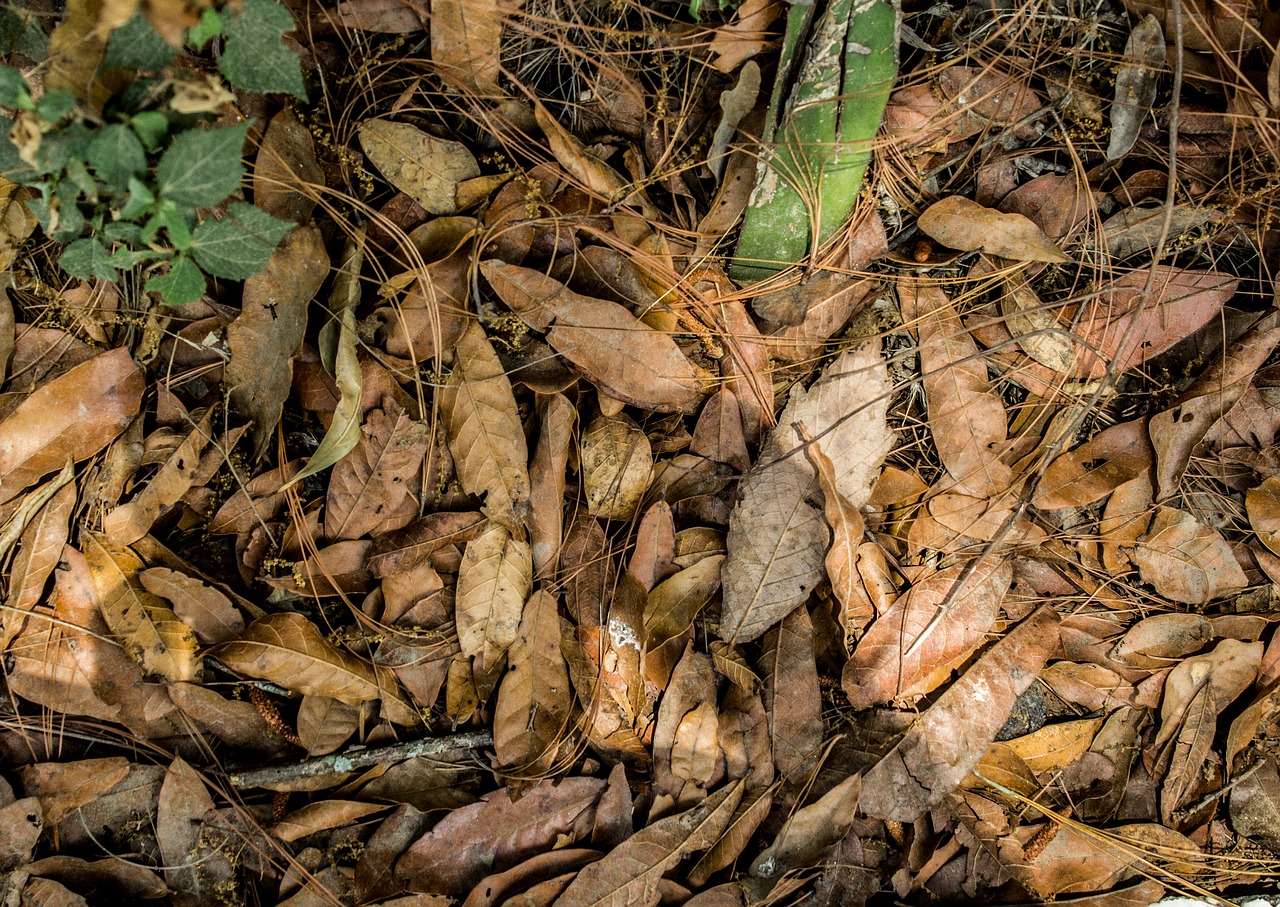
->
730, 0, 897, 284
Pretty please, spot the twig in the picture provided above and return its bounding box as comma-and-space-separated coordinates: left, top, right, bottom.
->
227, 730, 493, 789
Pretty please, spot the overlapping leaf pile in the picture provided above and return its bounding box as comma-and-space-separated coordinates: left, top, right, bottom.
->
1, 0, 1280, 905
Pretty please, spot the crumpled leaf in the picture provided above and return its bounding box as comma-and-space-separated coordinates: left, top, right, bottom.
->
0, 347, 143, 504
918, 196, 1070, 263
860, 606, 1059, 822
554, 781, 744, 907
1131, 507, 1248, 605
139, 567, 244, 646
358, 119, 480, 214
439, 319, 530, 528
210, 612, 417, 725
82, 531, 202, 684
456, 520, 533, 672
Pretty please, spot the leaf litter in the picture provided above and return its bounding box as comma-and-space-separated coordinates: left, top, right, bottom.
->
0, 0, 1279, 905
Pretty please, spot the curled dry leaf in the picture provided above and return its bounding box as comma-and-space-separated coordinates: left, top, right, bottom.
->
482, 260, 704, 413
554, 781, 744, 907
210, 612, 417, 725
439, 320, 531, 528
843, 558, 1012, 709
456, 521, 533, 673
82, 531, 202, 684
643, 554, 724, 650
860, 606, 1060, 823
0, 347, 143, 505
900, 280, 1012, 497
917, 196, 1070, 263
3, 476, 75, 648
1131, 507, 1248, 605
493, 590, 571, 771
358, 119, 481, 214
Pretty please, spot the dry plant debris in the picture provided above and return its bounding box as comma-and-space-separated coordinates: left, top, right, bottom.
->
0, 0, 1279, 905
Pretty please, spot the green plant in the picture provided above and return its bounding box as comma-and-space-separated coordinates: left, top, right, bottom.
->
0, 0, 306, 305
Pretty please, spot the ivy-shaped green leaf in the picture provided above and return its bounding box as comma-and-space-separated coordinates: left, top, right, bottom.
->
147, 255, 206, 305
187, 8, 222, 50
0, 66, 31, 109
130, 111, 169, 151
156, 122, 249, 208
218, 0, 305, 99
0, 7, 47, 60
59, 237, 118, 281
89, 124, 146, 191
190, 201, 292, 279
104, 12, 175, 71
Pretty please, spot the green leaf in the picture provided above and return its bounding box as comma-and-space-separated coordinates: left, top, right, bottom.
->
59, 238, 118, 281
156, 122, 249, 207
89, 124, 146, 190
131, 111, 169, 151
147, 255, 206, 305
218, 0, 305, 99
0, 66, 30, 109
145, 199, 194, 250
187, 9, 222, 50
103, 221, 144, 246
35, 89, 74, 122
107, 246, 162, 268
104, 12, 175, 71
0, 7, 47, 60
191, 201, 292, 279
120, 176, 156, 220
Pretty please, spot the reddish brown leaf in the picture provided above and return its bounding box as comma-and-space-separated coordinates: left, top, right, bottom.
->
760, 606, 822, 782
325, 404, 429, 540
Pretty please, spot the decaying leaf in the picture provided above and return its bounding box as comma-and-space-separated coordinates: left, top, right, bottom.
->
1131, 507, 1248, 605
456, 521, 533, 672
358, 119, 481, 214
325, 404, 429, 540
918, 196, 1070, 262
581, 412, 652, 521
1107, 14, 1164, 162
760, 606, 822, 782
493, 589, 571, 770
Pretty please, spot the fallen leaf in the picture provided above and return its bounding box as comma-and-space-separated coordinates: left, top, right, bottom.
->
156, 756, 216, 902
760, 606, 822, 782
0, 347, 143, 504
860, 606, 1060, 822
456, 521, 533, 672
139, 567, 244, 645
1131, 507, 1248, 605
493, 590, 571, 771
102, 410, 212, 545
439, 320, 531, 528
253, 108, 324, 224
652, 645, 721, 807
1107, 14, 1165, 161
528, 393, 575, 578
1034, 419, 1153, 510
749, 774, 860, 888
3, 475, 76, 648
643, 555, 724, 650
581, 412, 652, 520
325, 404, 429, 540
358, 119, 481, 214
918, 196, 1070, 262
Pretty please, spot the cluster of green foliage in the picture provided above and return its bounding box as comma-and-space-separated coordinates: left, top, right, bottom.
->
0, 0, 306, 305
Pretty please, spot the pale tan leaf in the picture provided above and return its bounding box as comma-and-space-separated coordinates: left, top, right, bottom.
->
19, 758, 130, 826
652, 646, 721, 805
273, 801, 390, 842
439, 319, 530, 528
529, 393, 575, 578
430, 0, 505, 94
456, 521, 533, 672
0, 347, 143, 504
918, 196, 1070, 262
226, 225, 330, 458
493, 590, 571, 771
359, 120, 480, 214
482, 260, 704, 413
760, 606, 822, 782
1107, 14, 1165, 161
3, 476, 75, 648
325, 404, 429, 540
82, 531, 201, 683
860, 606, 1059, 822
102, 410, 212, 545
1099, 471, 1153, 573
332, 0, 428, 32
1001, 274, 1076, 372
296, 694, 360, 756
210, 612, 417, 724
763, 277, 876, 365
208, 460, 303, 535
1010, 823, 1195, 898
139, 567, 244, 645
554, 781, 744, 907
396, 776, 607, 895
1131, 507, 1248, 605
843, 559, 1011, 709
719, 458, 827, 644
900, 280, 1012, 496
581, 413, 652, 521
1110, 613, 1214, 666
253, 108, 324, 224
1002, 716, 1105, 773
156, 755, 215, 900
1159, 682, 1215, 825
533, 104, 631, 205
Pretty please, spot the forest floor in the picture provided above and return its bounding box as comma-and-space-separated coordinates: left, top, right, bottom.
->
1, 0, 1280, 905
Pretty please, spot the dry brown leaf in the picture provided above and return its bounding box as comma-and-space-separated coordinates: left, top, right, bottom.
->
440, 320, 530, 527
265, 539, 374, 598
396, 776, 606, 895
482, 261, 703, 413
325, 404, 429, 540
253, 108, 324, 224
1110, 613, 1214, 666
456, 521, 532, 673
210, 612, 417, 724
1229, 754, 1280, 854
1131, 507, 1248, 605
553, 781, 744, 907
1002, 716, 1105, 774
19, 758, 131, 826
226, 225, 330, 458
686, 785, 774, 888
749, 774, 860, 888
900, 281, 1012, 496
139, 567, 244, 645
643, 555, 724, 650
82, 532, 201, 683
1108, 14, 1165, 161
760, 606, 822, 783
359, 120, 480, 214
1008, 822, 1194, 898
493, 590, 570, 771
1148, 309, 1280, 498
208, 460, 302, 535
1034, 420, 1153, 510
1099, 472, 1153, 572
653, 645, 721, 808
103, 411, 212, 545
430, 0, 506, 94
0, 347, 143, 504
533, 104, 633, 206
860, 606, 1059, 822
3, 476, 75, 648
156, 755, 215, 902
296, 694, 360, 755
581, 413, 652, 520
1000, 273, 1077, 373
708, 0, 780, 72
529, 393, 575, 578
719, 458, 827, 644
763, 277, 876, 365
918, 196, 1070, 262
843, 559, 1011, 709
